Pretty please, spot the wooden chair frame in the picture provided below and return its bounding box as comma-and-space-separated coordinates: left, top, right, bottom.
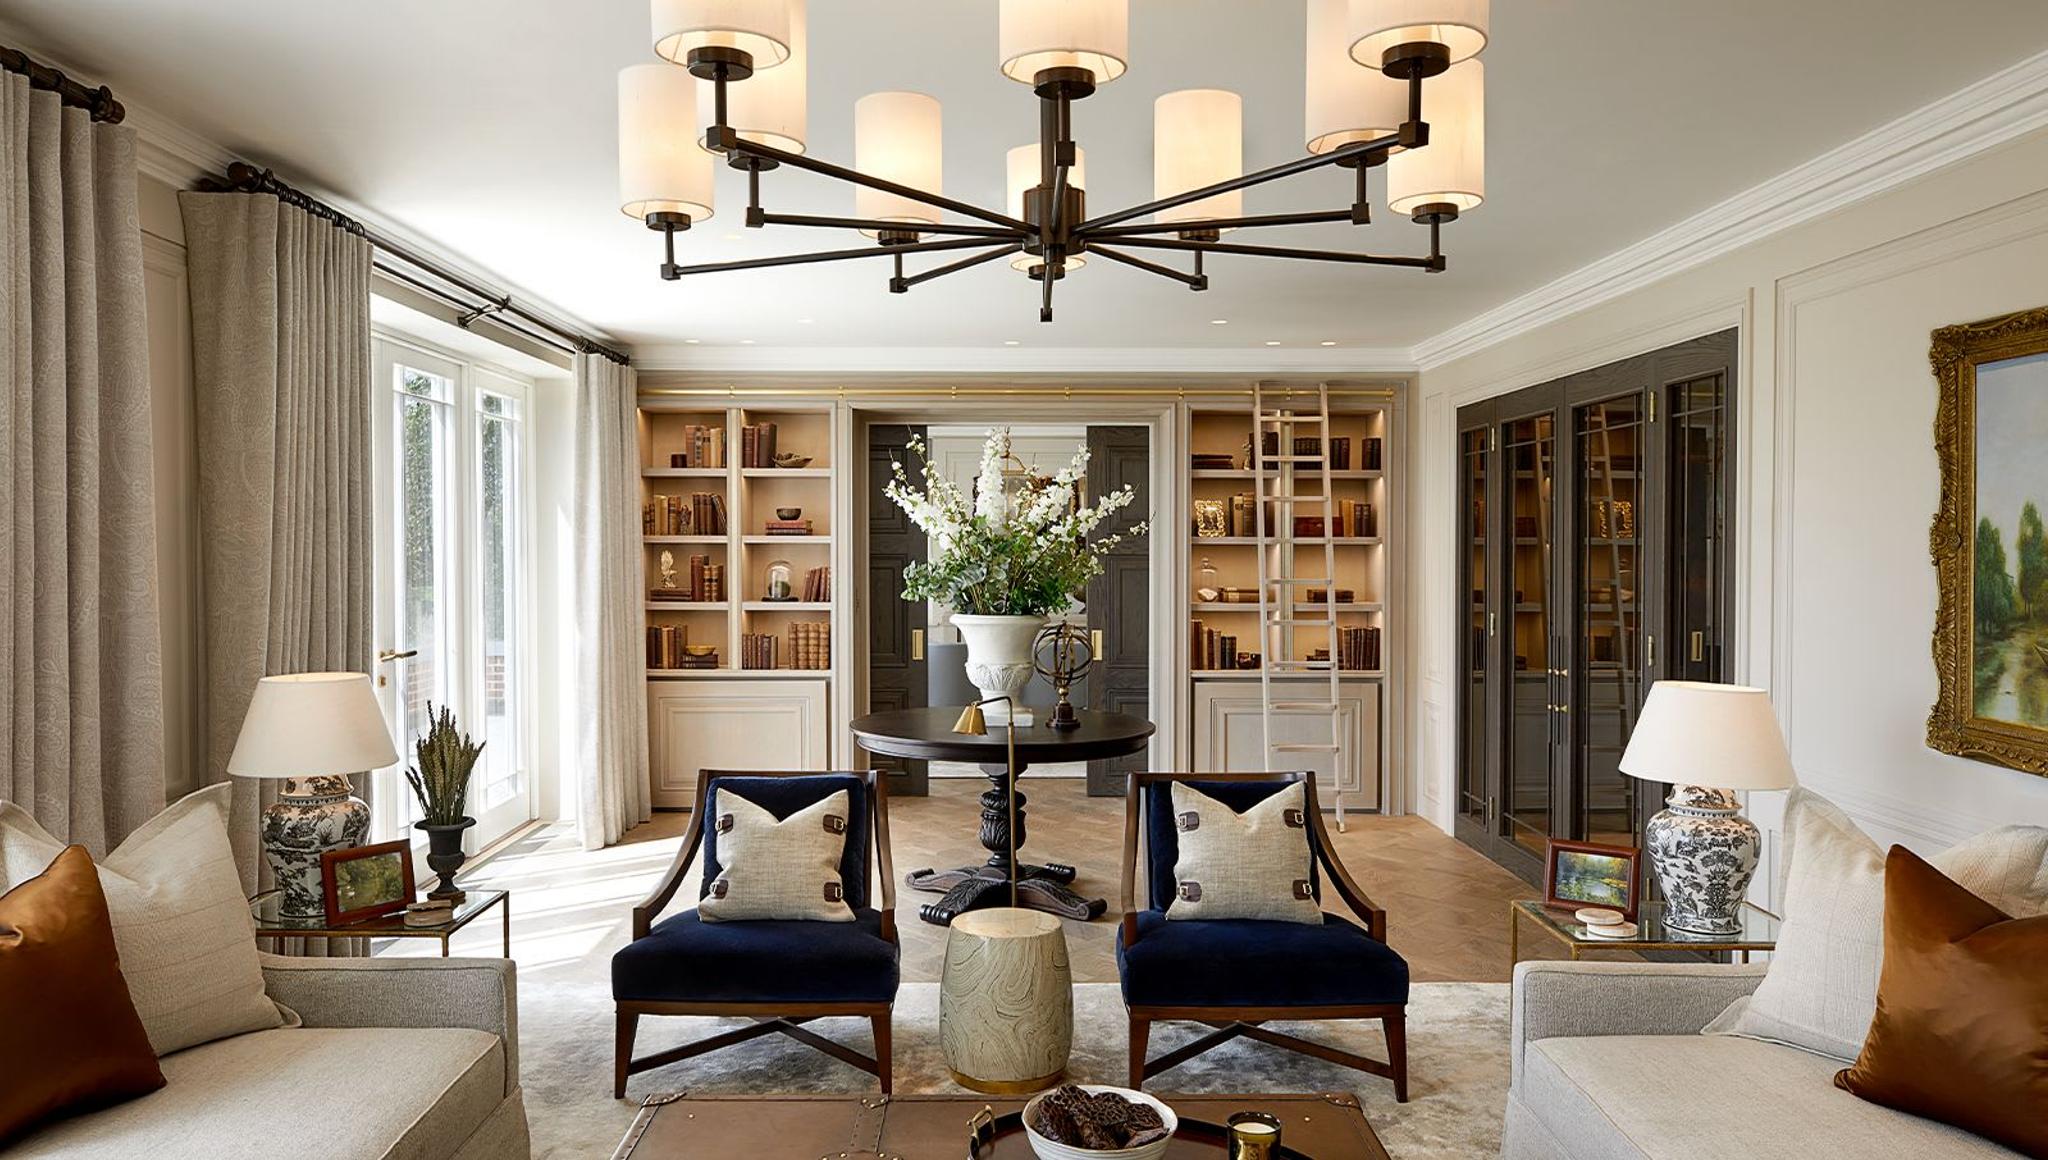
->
616, 768, 898, 1099
1119, 771, 1408, 1101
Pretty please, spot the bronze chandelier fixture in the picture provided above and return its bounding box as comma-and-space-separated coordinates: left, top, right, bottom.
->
619, 1, 1490, 322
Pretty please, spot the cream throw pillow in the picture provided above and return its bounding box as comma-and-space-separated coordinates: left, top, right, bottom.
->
1704, 788, 2048, 1061
699, 788, 856, 923
1164, 781, 1323, 924
0, 783, 290, 1056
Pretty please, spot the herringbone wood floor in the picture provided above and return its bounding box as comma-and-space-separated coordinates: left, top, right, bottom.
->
625, 776, 1584, 984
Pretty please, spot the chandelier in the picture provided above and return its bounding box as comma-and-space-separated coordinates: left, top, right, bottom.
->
618, 0, 1488, 322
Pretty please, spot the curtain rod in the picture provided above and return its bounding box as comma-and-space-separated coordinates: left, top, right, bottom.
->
198, 161, 631, 366
1, 44, 124, 123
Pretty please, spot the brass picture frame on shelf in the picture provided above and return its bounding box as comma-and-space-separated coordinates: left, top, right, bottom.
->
1929, 306, 2048, 777
1192, 498, 1229, 538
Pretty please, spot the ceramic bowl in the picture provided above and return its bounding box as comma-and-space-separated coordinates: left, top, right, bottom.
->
1022, 1086, 1177, 1160
683, 644, 715, 657
776, 507, 802, 520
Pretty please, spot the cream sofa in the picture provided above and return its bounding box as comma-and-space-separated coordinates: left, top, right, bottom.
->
13, 954, 528, 1159
1502, 961, 2020, 1159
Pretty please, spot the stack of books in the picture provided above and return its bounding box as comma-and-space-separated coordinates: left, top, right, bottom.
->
1329, 437, 1352, 470
1189, 620, 1247, 670
741, 633, 779, 670
646, 624, 689, 669
1302, 588, 1356, 604
764, 517, 814, 536
1337, 499, 1376, 538
788, 622, 830, 670
739, 421, 779, 467
1190, 452, 1236, 470
1363, 437, 1384, 470
670, 424, 726, 468
801, 565, 831, 601
1338, 626, 1383, 671
642, 492, 726, 536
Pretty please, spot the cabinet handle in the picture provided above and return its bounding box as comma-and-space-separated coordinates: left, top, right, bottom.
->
1091, 628, 1104, 658
1690, 630, 1705, 663
910, 629, 924, 662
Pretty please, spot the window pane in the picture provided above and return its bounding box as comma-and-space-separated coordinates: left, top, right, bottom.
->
1576, 394, 1644, 847
477, 408, 522, 811
396, 364, 456, 829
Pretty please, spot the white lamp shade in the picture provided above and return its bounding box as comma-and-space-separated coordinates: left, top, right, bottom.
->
227, 673, 399, 778
619, 64, 716, 222
1306, 0, 1407, 154
1153, 89, 1243, 226
999, 0, 1129, 86
854, 91, 942, 233
1348, 0, 1488, 70
652, 0, 791, 69
1618, 682, 1797, 792
699, 0, 806, 154
1386, 58, 1482, 215
1006, 143, 1087, 271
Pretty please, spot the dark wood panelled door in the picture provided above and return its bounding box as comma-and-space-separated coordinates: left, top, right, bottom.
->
1085, 426, 1151, 796
865, 424, 929, 795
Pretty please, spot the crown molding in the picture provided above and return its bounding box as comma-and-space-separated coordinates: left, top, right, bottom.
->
1413, 47, 2048, 371
631, 344, 1419, 375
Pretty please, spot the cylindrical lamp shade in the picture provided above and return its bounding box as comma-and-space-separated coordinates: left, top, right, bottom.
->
1006, 144, 1086, 270
1153, 88, 1243, 226
652, 0, 791, 70
940, 908, 1074, 1092
998, 0, 1129, 87
700, 0, 806, 153
854, 91, 942, 234
227, 673, 400, 778
1348, 0, 1489, 70
1386, 58, 1482, 215
619, 64, 716, 222
1306, 0, 1407, 154
1619, 682, 1798, 792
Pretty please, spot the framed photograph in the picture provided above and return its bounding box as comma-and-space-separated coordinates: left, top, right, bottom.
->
1928, 307, 2048, 777
321, 840, 416, 925
1544, 839, 1641, 921
1192, 498, 1229, 538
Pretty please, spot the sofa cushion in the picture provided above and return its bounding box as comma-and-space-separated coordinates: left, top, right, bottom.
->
1116, 910, 1408, 1008
1520, 1034, 2020, 1160
8, 1027, 506, 1160
612, 907, 899, 1004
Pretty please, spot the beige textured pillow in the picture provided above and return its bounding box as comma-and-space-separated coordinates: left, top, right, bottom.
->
1165, 782, 1322, 924
699, 788, 856, 923
0, 784, 289, 1056
1704, 788, 2048, 1061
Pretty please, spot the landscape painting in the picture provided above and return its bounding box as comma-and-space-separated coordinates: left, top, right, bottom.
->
1544, 839, 1640, 920
1929, 307, 2048, 777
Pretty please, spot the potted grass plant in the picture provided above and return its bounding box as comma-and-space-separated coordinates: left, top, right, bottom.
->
406, 702, 486, 900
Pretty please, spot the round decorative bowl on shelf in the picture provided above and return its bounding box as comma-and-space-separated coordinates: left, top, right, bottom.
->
775, 507, 803, 521
772, 454, 813, 469
1022, 1086, 1177, 1160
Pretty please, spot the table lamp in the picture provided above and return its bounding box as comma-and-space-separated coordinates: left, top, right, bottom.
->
1619, 681, 1797, 935
228, 672, 400, 917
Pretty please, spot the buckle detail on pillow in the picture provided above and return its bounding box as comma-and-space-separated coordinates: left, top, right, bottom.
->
716, 814, 734, 834
1292, 879, 1314, 900
1177, 811, 1201, 832
1284, 808, 1306, 828
1178, 881, 1203, 902
711, 880, 729, 899
823, 814, 847, 835
823, 882, 844, 902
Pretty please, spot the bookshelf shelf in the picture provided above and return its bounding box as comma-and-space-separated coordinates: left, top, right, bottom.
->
643, 467, 728, 478
741, 467, 830, 478
1192, 670, 1383, 682
1190, 468, 1382, 480
1190, 602, 1383, 614
742, 534, 831, 545
742, 601, 831, 612
644, 535, 726, 545
1191, 536, 1381, 547
646, 601, 730, 612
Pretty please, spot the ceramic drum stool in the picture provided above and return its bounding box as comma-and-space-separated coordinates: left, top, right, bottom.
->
939, 907, 1074, 1093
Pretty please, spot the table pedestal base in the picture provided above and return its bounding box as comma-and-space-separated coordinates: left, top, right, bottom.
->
905, 862, 1105, 925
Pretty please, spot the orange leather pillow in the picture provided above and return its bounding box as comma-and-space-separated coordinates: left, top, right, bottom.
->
1834, 846, 2048, 1157
0, 845, 165, 1145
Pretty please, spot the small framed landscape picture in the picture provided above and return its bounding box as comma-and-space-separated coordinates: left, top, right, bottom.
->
321, 840, 416, 925
1544, 839, 1641, 922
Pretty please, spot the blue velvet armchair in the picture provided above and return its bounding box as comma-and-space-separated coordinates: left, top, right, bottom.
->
611, 770, 899, 1098
1116, 771, 1409, 1100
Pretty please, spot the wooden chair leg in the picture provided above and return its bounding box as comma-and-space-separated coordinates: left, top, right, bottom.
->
615, 1010, 640, 1100
1384, 1012, 1409, 1103
871, 1012, 894, 1095
1127, 1015, 1151, 1089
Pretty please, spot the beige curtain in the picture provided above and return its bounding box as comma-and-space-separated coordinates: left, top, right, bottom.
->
575, 352, 650, 848
0, 74, 166, 853
177, 190, 373, 894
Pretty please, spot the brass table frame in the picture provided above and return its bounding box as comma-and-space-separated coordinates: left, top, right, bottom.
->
250, 888, 511, 957
1509, 898, 1777, 967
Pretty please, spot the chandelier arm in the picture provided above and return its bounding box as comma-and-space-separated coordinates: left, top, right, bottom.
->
751, 211, 1025, 240
662, 236, 1004, 277
1081, 209, 1357, 240
1039, 261, 1055, 324
1076, 130, 1403, 233
1102, 234, 1445, 270
1088, 246, 1208, 290
889, 243, 1025, 293
719, 130, 1032, 233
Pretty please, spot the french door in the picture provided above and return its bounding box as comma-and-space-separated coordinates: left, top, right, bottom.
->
370, 335, 536, 850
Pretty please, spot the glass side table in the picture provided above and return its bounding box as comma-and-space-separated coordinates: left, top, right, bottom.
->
1510, 898, 1779, 967
251, 888, 510, 957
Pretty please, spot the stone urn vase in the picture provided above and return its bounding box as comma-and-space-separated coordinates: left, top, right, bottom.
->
951, 614, 1048, 723
416, 816, 476, 902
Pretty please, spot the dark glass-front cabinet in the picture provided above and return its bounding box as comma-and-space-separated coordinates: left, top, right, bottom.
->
1454, 330, 1737, 881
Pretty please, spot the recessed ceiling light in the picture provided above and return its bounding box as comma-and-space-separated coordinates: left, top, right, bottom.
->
796, 318, 815, 325
722, 233, 741, 242
1210, 319, 1229, 325
740, 339, 756, 345
1003, 340, 1020, 346
1264, 340, 1282, 347
683, 338, 701, 345
1320, 340, 1338, 347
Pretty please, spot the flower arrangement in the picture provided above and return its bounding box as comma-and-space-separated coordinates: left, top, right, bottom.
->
885, 428, 1148, 616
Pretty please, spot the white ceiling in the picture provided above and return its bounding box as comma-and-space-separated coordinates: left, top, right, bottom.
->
10, 1, 2048, 362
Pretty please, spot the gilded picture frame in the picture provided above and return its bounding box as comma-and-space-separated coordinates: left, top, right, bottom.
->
1927, 306, 2048, 777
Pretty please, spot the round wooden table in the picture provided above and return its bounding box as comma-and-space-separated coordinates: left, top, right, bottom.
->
850, 707, 1155, 926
